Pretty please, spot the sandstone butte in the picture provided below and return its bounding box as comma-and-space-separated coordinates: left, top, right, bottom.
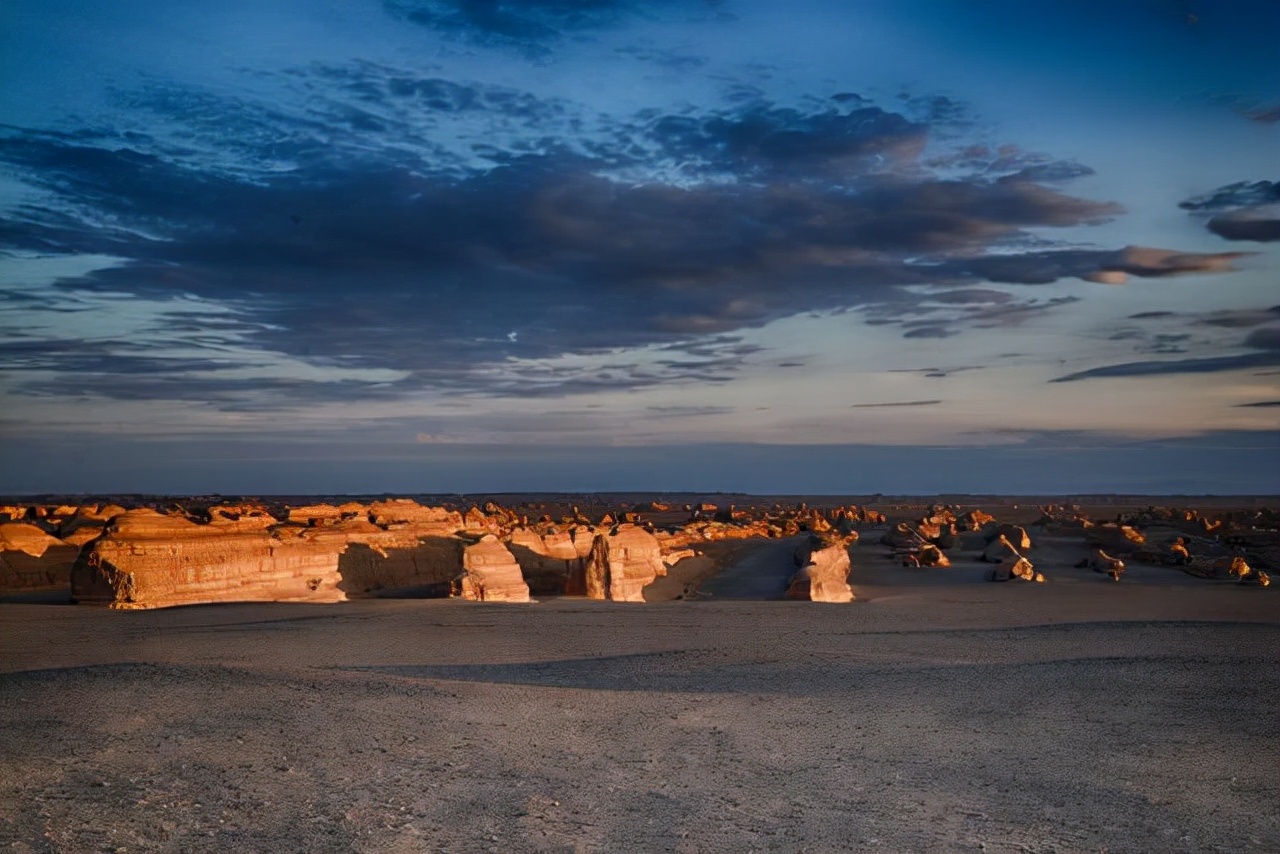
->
787, 535, 854, 602
71, 502, 474, 609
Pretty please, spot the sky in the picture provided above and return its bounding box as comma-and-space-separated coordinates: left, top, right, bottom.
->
1, 0, 1278, 495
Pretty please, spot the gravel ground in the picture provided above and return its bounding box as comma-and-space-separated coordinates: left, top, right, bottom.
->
2, 560, 1277, 853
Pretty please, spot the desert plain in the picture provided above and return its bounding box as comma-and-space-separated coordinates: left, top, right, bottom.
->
1, 494, 1277, 853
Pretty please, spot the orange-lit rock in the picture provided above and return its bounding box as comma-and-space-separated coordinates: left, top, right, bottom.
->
452, 535, 532, 602
787, 536, 853, 602
368, 499, 463, 534
72, 509, 347, 609
569, 524, 666, 601
993, 524, 1031, 551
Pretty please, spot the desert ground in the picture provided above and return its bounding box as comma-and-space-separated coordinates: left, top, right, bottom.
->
1, 499, 1278, 852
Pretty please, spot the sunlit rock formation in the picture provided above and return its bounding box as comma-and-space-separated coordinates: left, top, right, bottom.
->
983, 534, 1042, 582
452, 535, 532, 602
72, 509, 347, 609
1087, 523, 1146, 552
787, 535, 854, 602
566, 524, 666, 601
1079, 548, 1126, 581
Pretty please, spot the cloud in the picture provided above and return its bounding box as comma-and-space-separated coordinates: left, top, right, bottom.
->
848, 400, 941, 408
1051, 351, 1280, 382
1181, 180, 1280, 242
0, 57, 1249, 407
1245, 327, 1280, 350
381, 0, 717, 58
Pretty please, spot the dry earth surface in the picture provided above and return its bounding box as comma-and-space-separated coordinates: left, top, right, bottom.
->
2, 530, 1278, 853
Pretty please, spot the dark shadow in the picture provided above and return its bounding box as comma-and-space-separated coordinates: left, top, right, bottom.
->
507, 542, 573, 596
336, 539, 459, 598
0, 588, 75, 605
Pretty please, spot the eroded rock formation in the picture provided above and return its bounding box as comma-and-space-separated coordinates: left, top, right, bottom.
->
787, 535, 854, 602
567, 524, 666, 602
72, 510, 347, 609
452, 535, 532, 602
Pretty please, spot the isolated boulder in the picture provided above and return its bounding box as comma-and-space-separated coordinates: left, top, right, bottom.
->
987, 524, 1031, 551
787, 536, 853, 602
1079, 548, 1126, 581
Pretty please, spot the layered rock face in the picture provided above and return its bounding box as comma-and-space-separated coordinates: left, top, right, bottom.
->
72, 510, 347, 609
787, 536, 853, 602
452, 535, 532, 602
567, 524, 666, 602
0, 523, 81, 592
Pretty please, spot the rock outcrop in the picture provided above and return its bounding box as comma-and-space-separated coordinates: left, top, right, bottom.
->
452, 535, 532, 602
1079, 548, 1125, 581
787, 536, 854, 602
982, 534, 1042, 582
567, 524, 666, 602
72, 509, 347, 609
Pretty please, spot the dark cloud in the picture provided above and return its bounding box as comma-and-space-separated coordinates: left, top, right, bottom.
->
902, 326, 953, 339
1181, 180, 1280, 211
1181, 180, 1280, 242
0, 65, 1248, 405
1245, 327, 1280, 350
1236, 401, 1280, 408
644, 104, 926, 179
848, 400, 941, 408
381, 0, 721, 58
1206, 211, 1280, 242
1051, 351, 1280, 382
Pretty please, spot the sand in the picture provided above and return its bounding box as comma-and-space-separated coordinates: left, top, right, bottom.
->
2, 538, 1278, 852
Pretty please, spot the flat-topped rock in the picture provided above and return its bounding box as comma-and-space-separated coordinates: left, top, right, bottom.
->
72, 509, 348, 609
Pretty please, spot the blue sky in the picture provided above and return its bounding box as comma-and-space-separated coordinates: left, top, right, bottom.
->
1, 0, 1277, 494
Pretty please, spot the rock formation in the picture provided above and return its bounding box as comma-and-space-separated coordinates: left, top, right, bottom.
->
982, 534, 1042, 582
1087, 523, 1146, 552
72, 509, 347, 609
452, 535, 532, 602
567, 524, 666, 602
787, 535, 854, 602
991, 524, 1031, 551
1079, 548, 1126, 581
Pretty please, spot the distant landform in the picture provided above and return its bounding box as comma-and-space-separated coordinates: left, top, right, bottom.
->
2, 495, 1274, 609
